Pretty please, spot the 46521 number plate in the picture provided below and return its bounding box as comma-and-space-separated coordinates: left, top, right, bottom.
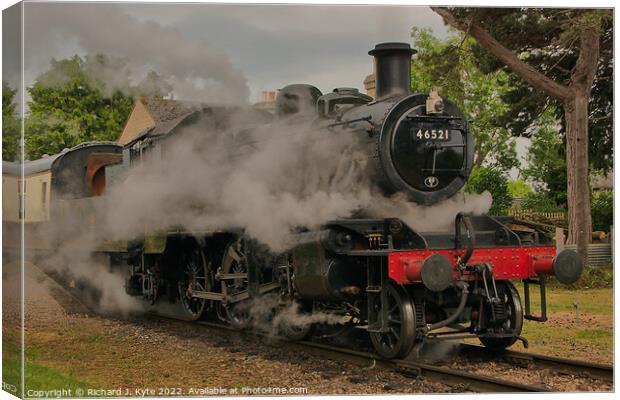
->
412, 128, 450, 141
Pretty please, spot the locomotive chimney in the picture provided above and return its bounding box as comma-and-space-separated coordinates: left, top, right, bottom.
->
368, 42, 416, 99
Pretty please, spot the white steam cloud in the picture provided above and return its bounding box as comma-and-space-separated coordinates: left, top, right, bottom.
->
24, 3, 249, 103
35, 106, 491, 317
94, 108, 491, 252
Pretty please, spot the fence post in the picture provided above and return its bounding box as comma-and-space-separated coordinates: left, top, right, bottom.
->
555, 227, 565, 255
610, 225, 614, 265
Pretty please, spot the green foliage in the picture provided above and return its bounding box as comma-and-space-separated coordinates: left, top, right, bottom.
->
591, 189, 613, 232
25, 55, 137, 159
522, 109, 568, 207
449, 8, 613, 173
465, 166, 513, 214
520, 191, 564, 213
507, 180, 533, 199
410, 28, 518, 174
554, 265, 613, 290
2, 81, 21, 161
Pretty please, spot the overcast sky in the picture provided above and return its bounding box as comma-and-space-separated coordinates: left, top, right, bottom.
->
5, 2, 450, 103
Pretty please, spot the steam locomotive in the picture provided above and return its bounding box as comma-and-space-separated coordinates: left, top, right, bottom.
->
33, 42, 582, 359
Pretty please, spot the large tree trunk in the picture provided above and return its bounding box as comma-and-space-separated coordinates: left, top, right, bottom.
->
564, 92, 592, 263
431, 7, 601, 263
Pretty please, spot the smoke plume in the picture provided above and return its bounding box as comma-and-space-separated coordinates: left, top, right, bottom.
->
94, 108, 491, 251
24, 3, 249, 103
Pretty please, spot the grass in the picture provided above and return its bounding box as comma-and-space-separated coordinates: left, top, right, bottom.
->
510, 283, 613, 363
3, 339, 89, 398
513, 283, 613, 315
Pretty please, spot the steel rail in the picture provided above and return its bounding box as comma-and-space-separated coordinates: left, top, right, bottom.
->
458, 343, 613, 383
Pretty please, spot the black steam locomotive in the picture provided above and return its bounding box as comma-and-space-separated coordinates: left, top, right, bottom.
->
44, 42, 582, 359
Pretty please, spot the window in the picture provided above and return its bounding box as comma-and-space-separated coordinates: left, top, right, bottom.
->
42, 181, 47, 206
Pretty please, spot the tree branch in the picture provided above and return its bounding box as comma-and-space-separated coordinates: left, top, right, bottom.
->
571, 27, 600, 93
431, 7, 573, 102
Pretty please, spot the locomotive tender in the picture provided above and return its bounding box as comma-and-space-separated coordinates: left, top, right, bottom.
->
46, 42, 582, 359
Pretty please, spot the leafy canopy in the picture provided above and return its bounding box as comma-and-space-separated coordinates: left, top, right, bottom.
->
25, 54, 173, 160
521, 108, 567, 208
2, 81, 21, 161
457, 8, 613, 172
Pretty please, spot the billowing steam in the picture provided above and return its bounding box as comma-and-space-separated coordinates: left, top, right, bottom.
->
24, 3, 249, 103
35, 106, 491, 317
95, 108, 491, 251
234, 293, 344, 337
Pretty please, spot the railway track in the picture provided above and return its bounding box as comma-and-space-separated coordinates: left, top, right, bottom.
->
184, 319, 553, 393
457, 343, 614, 383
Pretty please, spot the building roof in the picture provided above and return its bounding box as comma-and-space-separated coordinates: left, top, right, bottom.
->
139, 97, 194, 124
2, 152, 64, 177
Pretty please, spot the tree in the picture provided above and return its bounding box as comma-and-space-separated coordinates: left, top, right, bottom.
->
2, 81, 21, 161
507, 180, 533, 200
25, 55, 135, 159
522, 109, 568, 207
411, 28, 518, 174
432, 7, 611, 261
465, 167, 513, 215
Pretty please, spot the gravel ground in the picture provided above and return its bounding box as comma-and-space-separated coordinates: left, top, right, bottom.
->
440, 358, 613, 392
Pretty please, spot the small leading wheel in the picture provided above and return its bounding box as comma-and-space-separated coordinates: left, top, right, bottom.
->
178, 243, 209, 321
369, 283, 416, 359
479, 281, 524, 350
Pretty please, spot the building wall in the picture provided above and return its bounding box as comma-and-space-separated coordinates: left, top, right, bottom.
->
118, 100, 155, 145
23, 171, 52, 223
2, 170, 51, 223
2, 174, 20, 223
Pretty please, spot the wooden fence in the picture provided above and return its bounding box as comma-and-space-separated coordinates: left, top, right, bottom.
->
507, 209, 567, 226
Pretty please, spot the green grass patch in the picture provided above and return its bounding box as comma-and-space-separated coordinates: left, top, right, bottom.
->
514, 283, 612, 315
3, 356, 22, 396
574, 328, 613, 340
3, 354, 89, 397
23, 361, 88, 395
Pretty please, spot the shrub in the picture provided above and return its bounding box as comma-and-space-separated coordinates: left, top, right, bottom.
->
520, 191, 564, 213
507, 180, 533, 199
591, 189, 613, 232
465, 167, 513, 215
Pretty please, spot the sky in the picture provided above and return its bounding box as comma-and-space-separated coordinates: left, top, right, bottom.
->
4, 2, 450, 103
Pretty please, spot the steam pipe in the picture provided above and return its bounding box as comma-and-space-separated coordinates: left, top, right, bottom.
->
455, 212, 475, 266
423, 280, 469, 333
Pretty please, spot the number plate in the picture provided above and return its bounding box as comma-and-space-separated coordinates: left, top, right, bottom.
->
412, 128, 451, 141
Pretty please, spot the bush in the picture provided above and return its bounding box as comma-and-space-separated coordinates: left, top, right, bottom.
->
591, 189, 613, 232
507, 180, 533, 199
520, 191, 564, 213
547, 265, 613, 290
465, 167, 512, 215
